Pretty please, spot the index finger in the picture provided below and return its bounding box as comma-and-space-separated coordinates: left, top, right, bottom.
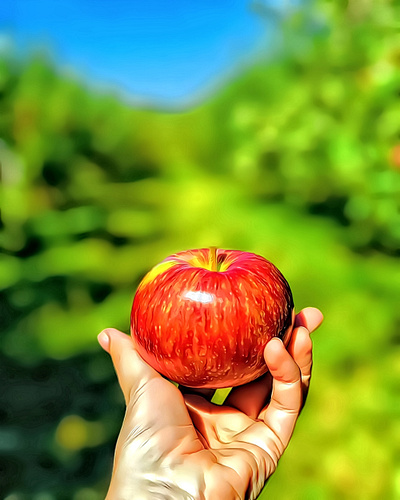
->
224, 308, 322, 418
258, 338, 302, 450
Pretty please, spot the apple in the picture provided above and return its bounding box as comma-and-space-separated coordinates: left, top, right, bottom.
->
130, 248, 294, 389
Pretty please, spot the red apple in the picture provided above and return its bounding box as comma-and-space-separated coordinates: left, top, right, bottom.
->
130, 248, 294, 389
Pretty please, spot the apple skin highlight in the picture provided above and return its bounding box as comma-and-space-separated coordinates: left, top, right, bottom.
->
131, 248, 294, 389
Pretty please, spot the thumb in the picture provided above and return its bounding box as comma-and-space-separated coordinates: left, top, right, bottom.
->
98, 328, 160, 404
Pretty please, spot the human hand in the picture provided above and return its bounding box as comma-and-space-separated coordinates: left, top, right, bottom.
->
98, 307, 323, 500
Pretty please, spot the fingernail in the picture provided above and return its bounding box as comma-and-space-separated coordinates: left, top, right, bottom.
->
98, 331, 110, 353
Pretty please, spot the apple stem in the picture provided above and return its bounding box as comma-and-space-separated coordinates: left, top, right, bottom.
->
210, 246, 218, 271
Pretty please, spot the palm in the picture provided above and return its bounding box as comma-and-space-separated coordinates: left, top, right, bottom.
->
182, 397, 286, 500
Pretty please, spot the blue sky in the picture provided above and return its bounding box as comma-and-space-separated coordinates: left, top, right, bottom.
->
0, 0, 293, 106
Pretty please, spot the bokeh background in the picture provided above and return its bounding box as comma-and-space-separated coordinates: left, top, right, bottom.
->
1, 1, 400, 499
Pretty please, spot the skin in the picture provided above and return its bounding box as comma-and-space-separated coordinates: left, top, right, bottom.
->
98, 307, 323, 500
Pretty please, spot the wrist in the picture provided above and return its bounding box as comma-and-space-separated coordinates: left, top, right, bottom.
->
106, 458, 205, 500
107, 479, 195, 500
106, 461, 242, 500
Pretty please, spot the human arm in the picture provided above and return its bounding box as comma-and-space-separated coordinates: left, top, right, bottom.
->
98, 307, 323, 500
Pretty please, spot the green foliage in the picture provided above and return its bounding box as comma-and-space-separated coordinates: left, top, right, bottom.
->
1, 1, 399, 498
